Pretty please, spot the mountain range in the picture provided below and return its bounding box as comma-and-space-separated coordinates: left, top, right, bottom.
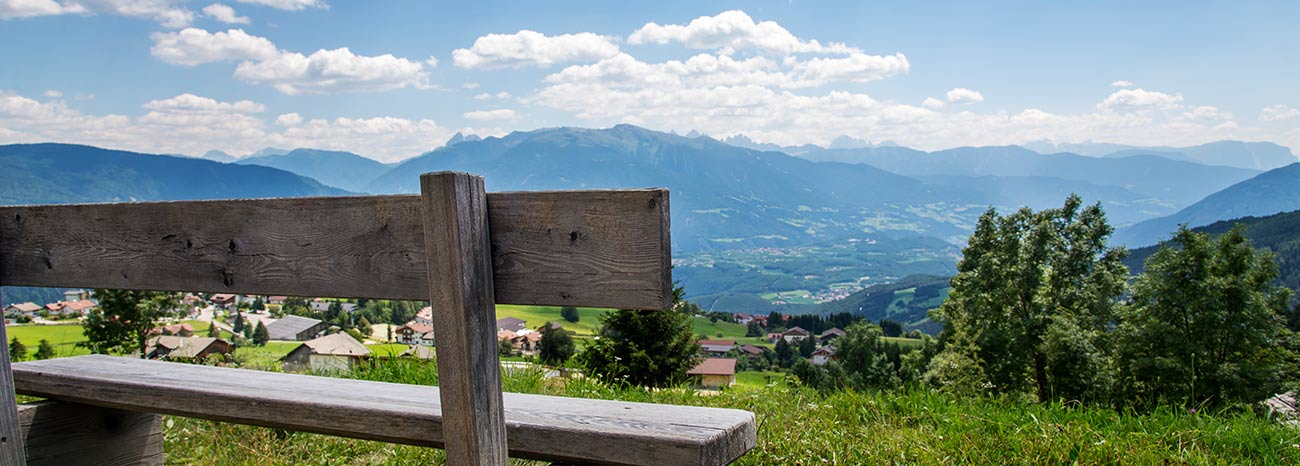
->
236, 148, 391, 193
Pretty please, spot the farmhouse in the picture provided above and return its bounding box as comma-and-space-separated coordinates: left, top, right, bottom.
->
281, 333, 370, 372
3, 302, 41, 319
154, 323, 194, 337
781, 327, 811, 343
497, 330, 541, 355
265, 315, 326, 341
818, 327, 846, 343
145, 336, 234, 361
209, 293, 238, 309
414, 306, 433, 325
396, 322, 434, 345
688, 358, 737, 389
699, 339, 737, 357
739, 344, 768, 356
497, 316, 527, 332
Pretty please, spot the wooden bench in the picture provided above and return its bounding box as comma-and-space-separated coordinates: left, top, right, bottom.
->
0, 171, 757, 466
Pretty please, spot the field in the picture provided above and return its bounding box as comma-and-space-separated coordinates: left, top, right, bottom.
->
5, 319, 215, 359
161, 359, 1300, 465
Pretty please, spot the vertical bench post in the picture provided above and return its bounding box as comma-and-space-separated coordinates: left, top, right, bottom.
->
1, 289, 29, 466
419, 172, 508, 465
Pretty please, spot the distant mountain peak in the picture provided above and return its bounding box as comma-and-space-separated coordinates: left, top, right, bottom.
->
829, 136, 871, 150
247, 147, 290, 158
685, 129, 703, 138
202, 150, 236, 163
445, 132, 482, 147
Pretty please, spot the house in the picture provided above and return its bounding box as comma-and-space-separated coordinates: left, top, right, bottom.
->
45, 299, 96, 317
699, 339, 737, 357
400, 344, 436, 360
145, 336, 234, 361
497, 317, 527, 332
733, 313, 753, 325
310, 300, 358, 314
739, 344, 768, 356
396, 322, 435, 345
281, 333, 370, 372
266, 296, 287, 305
537, 321, 563, 333
264, 315, 326, 341
4, 302, 42, 319
154, 323, 195, 337
414, 306, 433, 325
781, 327, 811, 343
688, 358, 737, 389
209, 293, 238, 309
750, 315, 768, 328
818, 328, 846, 343
497, 330, 541, 355
811, 346, 837, 366
63, 289, 89, 302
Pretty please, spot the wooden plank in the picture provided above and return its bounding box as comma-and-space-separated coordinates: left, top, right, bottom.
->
18, 401, 162, 466
0, 289, 28, 466
12, 356, 758, 466
0, 187, 672, 310
420, 172, 508, 465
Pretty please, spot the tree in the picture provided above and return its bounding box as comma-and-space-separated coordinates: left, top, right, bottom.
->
498, 337, 515, 357
745, 322, 763, 337
578, 286, 700, 388
835, 323, 902, 390
242, 324, 253, 340
251, 297, 266, 312
9, 337, 26, 362
773, 338, 796, 368
208, 321, 221, 338
82, 289, 181, 358
930, 196, 1128, 402
34, 339, 56, 360
539, 327, 576, 366
798, 333, 816, 358
561, 306, 580, 323
232, 312, 245, 334
252, 321, 270, 346
878, 319, 903, 337
1117, 226, 1295, 408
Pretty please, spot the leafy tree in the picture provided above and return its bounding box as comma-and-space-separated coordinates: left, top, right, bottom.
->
345, 328, 367, 343
578, 285, 699, 388
82, 289, 182, 358
251, 297, 265, 312
745, 322, 763, 337
798, 333, 816, 358
1116, 226, 1295, 408
208, 321, 221, 338
539, 327, 576, 366
773, 338, 796, 368
930, 196, 1128, 402
834, 323, 901, 390
34, 339, 56, 360
252, 321, 270, 346
879, 319, 903, 337
358, 316, 373, 331
498, 337, 515, 357
9, 337, 26, 362
560, 306, 580, 323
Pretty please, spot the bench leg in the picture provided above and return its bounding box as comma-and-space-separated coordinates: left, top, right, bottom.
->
18, 401, 163, 466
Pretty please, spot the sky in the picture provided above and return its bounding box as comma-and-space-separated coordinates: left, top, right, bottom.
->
1, 0, 1299, 163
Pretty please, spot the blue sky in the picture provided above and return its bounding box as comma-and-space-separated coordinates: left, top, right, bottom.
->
2, 0, 1298, 162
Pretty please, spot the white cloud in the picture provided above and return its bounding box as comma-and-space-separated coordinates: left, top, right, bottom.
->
474, 91, 511, 100
462, 82, 480, 90
233, 0, 325, 11
43, 89, 62, 98
452, 30, 620, 69
202, 3, 248, 24
463, 109, 516, 121
143, 93, 264, 113
1182, 105, 1230, 120
273, 112, 301, 126
787, 53, 909, 87
946, 88, 983, 104
629, 10, 857, 56
233, 47, 430, 95
1099, 88, 1183, 110
150, 28, 279, 66
1111, 80, 1134, 87
1260, 104, 1300, 122
921, 97, 944, 109
0, 90, 453, 163
1, 0, 194, 27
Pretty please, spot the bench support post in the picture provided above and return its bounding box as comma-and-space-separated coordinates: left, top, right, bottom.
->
420, 172, 508, 465
18, 401, 162, 466
1, 289, 29, 466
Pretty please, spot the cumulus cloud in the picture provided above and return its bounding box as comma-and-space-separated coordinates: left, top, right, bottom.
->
234, 0, 325, 11
1099, 88, 1183, 110
1182, 105, 1230, 120
0, 91, 455, 163
463, 109, 516, 121
452, 30, 620, 69
43, 89, 63, 98
150, 28, 279, 66
151, 28, 432, 94
474, 91, 512, 100
1, 0, 194, 27
921, 97, 944, 109
629, 10, 856, 55
202, 3, 248, 24
1260, 104, 1300, 122
1111, 80, 1134, 87
233, 47, 430, 94
946, 88, 983, 104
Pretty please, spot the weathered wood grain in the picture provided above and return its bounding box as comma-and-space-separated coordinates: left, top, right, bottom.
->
18, 401, 162, 466
1, 291, 28, 466
12, 356, 757, 466
0, 188, 671, 310
420, 172, 508, 465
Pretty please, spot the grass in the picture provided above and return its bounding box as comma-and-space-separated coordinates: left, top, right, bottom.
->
493, 304, 608, 335
5, 319, 220, 360
160, 359, 1300, 465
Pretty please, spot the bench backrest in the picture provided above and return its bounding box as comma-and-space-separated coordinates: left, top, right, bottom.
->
0, 171, 673, 465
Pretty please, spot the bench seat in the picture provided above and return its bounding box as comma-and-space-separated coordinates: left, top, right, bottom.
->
12, 355, 756, 466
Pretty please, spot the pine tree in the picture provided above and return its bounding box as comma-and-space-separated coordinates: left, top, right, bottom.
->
9, 337, 26, 362
232, 312, 245, 333
209, 321, 221, 338
34, 339, 56, 360
252, 321, 270, 346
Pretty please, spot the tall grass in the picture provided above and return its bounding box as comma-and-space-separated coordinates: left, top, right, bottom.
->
162, 358, 1300, 465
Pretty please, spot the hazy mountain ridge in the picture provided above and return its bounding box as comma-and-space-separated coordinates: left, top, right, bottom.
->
236, 148, 390, 193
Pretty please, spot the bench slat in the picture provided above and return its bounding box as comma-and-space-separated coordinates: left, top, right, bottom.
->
0, 189, 671, 310
12, 356, 756, 466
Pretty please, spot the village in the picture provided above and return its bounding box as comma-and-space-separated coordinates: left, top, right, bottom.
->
4, 291, 874, 391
